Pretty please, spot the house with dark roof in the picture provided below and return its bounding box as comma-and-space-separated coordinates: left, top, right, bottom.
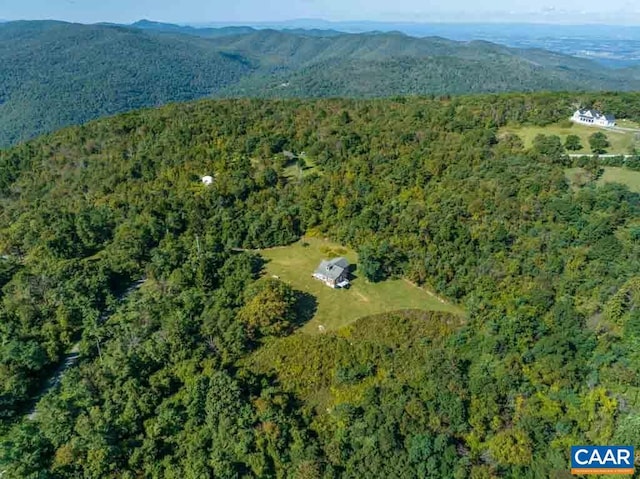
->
313, 257, 350, 288
571, 109, 616, 127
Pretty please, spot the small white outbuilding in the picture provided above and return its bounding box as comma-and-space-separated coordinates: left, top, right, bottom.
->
201, 175, 214, 186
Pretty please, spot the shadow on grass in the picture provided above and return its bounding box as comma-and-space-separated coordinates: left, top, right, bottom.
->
293, 290, 318, 327
347, 264, 360, 283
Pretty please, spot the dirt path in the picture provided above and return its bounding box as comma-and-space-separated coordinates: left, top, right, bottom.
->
26, 279, 145, 420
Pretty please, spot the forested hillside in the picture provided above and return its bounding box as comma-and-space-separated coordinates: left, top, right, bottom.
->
2, 20, 640, 147
0, 21, 254, 147
0, 92, 639, 477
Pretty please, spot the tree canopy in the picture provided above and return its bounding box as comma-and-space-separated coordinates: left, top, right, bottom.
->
0, 93, 639, 477
589, 132, 610, 154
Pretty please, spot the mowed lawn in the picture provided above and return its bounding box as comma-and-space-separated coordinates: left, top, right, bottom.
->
565, 166, 640, 193
500, 121, 637, 155
260, 238, 463, 333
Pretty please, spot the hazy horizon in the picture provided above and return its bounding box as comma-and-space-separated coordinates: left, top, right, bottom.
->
2, 0, 640, 25
4, 16, 640, 29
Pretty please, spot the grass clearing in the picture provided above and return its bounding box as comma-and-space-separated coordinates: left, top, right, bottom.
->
249, 155, 319, 181
260, 237, 463, 333
565, 166, 640, 193
500, 121, 639, 155
282, 156, 318, 180
565, 166, 595, 190
597, 167, 640, 193
617, 118, 640, 130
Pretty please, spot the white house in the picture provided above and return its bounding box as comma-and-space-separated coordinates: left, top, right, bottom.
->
312, 257, 350, 288
201, 175, 214, 186
571, 109, 616, 127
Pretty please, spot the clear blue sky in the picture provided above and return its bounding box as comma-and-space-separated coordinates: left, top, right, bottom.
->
1, 0, 638, 24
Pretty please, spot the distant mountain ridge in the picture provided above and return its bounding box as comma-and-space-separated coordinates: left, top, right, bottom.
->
129, 19, 345, 38
178, 19, 640, 66
0, 20, 255, 147
1, 19, 639, 147
130, 19, 258, 38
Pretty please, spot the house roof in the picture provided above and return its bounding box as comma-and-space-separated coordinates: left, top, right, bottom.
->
314, 257, 349, 280
575, 109, 615, 121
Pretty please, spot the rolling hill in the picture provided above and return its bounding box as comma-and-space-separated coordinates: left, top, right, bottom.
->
0, 21, 254, 147
2, 20, 640, 147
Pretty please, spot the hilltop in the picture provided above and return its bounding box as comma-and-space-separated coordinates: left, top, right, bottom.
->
0, 93, 639, 477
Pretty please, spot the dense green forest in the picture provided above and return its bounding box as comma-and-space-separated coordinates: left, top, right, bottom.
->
3, 20, 640, 147
0, 21, 253, 148
0, 92, 639, 477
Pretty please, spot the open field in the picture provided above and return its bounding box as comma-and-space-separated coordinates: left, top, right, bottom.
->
260, 237, 463, 333
565, 166, 640, 193
597, 167, 640, 193
500, 121, 638, 155
616, 119, 640, 130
